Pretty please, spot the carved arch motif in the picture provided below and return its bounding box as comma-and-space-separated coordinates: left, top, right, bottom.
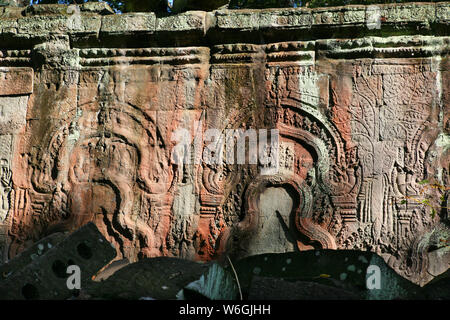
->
17, 100, 178, 260
276, 101, 360, 197
226, 97, 362, 251
236, 175, 336, 251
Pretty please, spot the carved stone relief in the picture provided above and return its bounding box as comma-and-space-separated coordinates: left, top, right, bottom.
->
0, 3, 448, 284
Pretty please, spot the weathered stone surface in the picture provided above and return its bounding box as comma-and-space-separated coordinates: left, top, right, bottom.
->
215, 9, 260, 29
437, 2, 450, 23
0, 96, 29, 134
0, 68, 33, 96
0, 2, 448, 290
83, 257, 210, 300
0, 0, 25, 7
156, 11, 207, 32
232, 250, 422, 299
245, 186, 297, 255
0, 222, 116, 300
0, 232, 66, 279
79, 2, 114, 15
101, 13, 156, 33
17, 15, 102, 35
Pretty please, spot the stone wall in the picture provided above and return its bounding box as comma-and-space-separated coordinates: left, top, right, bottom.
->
0, 2, 448, 285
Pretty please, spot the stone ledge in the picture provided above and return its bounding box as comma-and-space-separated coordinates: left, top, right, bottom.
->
0, 67, 33, 96
214, 2, 445, 30
17, 15, 102, 35
101, 12, 156, 33
317, 35, 449, 59
0, 2, 446, 37
0, 17, 16, 33
23, 3, 114, 16
156, 11, 207, 32
436, 2, 450, 22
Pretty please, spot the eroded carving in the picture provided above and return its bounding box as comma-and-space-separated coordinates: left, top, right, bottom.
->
0, 3, 447, 285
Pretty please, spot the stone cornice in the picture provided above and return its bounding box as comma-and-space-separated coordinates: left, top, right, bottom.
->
0, 2, 448, 66
0, 2, 447, 38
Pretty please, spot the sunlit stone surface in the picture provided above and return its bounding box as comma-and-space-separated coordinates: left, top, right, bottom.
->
0, 2, 448, 285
